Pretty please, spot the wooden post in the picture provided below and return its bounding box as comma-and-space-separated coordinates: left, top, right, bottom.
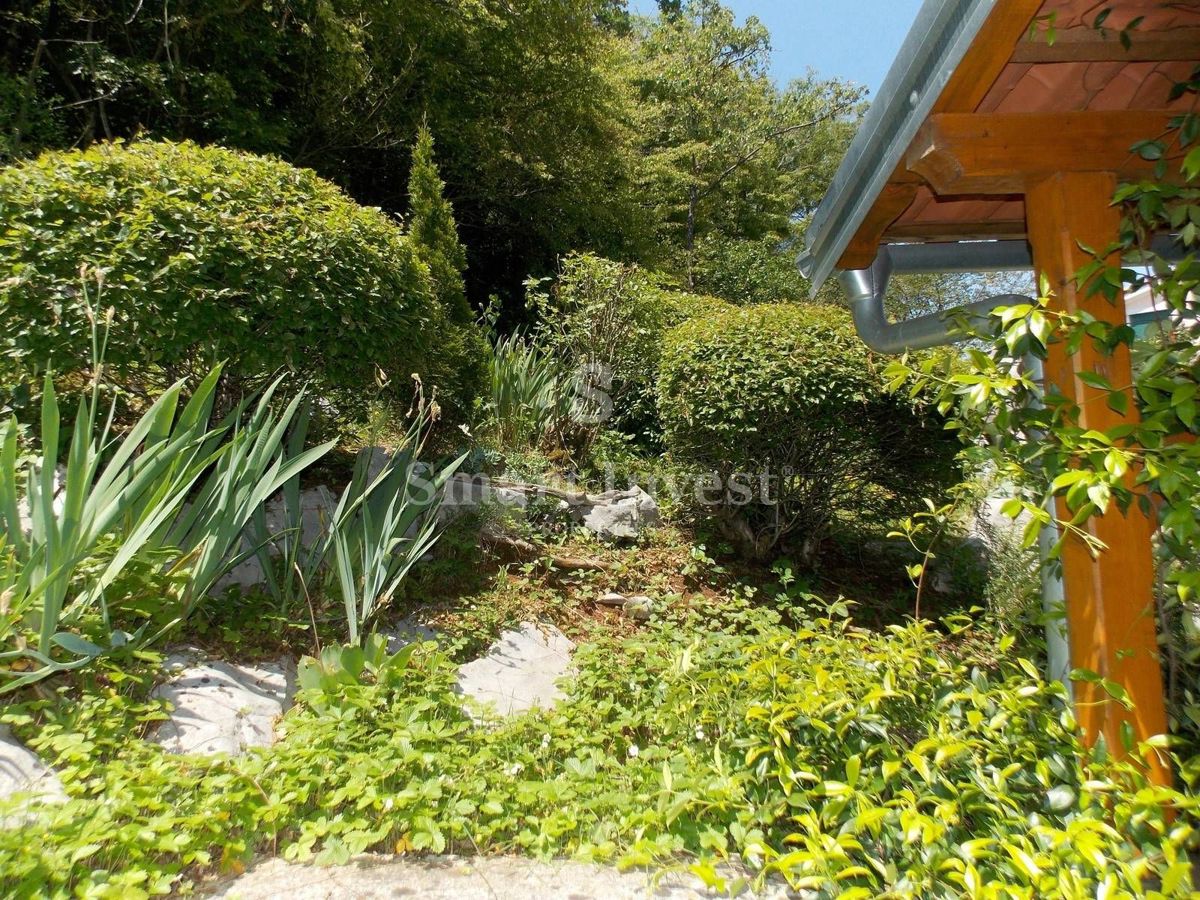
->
1025, 171, 1170, 786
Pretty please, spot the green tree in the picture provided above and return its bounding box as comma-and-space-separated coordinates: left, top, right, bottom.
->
627, 0, 861, 289
407, 124, 471, 325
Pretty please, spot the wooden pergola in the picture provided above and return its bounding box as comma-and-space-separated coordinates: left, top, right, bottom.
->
801, 0, 1200, 786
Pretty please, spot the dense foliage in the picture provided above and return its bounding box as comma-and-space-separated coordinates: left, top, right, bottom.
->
485, 332, 579, 453
0, 140, 485, 419
1, 596, 1194, 897
532, 253, 732, 444
8, 7, 1194, 899
0, 305, 467, 691
657, 304, 960, 559
0, 1, 856, 310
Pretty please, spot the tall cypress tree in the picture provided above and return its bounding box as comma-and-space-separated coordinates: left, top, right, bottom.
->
407, 124, 472, 325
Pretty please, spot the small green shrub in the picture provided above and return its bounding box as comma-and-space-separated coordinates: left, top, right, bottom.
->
531, 253, 732, 444
486, 333, 578, 451
657, 303, 960, 560
0, 140, 486, 421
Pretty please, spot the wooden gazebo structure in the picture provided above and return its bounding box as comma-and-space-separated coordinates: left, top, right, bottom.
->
801, 0, 1199, 785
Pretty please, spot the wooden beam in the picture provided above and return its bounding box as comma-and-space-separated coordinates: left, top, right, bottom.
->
883, 218, 1027, 243
932, 0, 1043, 113
908, 111, 1178, 194
1026, 171, 1170, 786
835, 182, 918, 269
1012, 26, 1200, 63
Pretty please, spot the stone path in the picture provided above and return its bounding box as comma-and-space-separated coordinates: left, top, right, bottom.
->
456, 622, 575, 718
152, 653, 295, 756
207, 854, 789, 899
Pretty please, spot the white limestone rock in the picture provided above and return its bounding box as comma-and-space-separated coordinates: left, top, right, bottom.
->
152, 652, 295, 756
15, 464, 66, 537
621, 596, 654, 622
439, 474, 531, 521
382, 616, 443, 652
262, 486, 337, 550
0, 726, 65, 811
574, 487, 659, 542
456, 623, 574, 718
212, 486, 338, 595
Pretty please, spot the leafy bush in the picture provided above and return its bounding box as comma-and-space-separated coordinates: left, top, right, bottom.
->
531, 253, 731, 444
2, 599, 1195, 896
0, 357, 332, 693
657, 303, 960, 559
0, 140, 486, 420
486, 333, 578, 451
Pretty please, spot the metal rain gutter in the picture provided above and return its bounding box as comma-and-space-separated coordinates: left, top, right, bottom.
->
798, 0, 999, 294
838, 236, 1188, 355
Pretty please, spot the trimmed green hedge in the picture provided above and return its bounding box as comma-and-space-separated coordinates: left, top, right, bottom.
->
657, 303, 960, 559
0, 140, 485, 419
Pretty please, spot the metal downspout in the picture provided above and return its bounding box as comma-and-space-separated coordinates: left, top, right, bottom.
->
835, 244, 1072, 684
830, 235, 1187, 355
837, 246, 1032, 354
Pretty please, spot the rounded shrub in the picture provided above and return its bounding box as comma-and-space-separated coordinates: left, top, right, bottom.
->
657, 303, 960, 560
0, 140, 485, 419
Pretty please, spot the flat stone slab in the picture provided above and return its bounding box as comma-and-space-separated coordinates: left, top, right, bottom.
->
456, 623, 574, 718
0, 726, 65, 809
382, 615, 443, 653
207, 854, 789, 899
152, 654, 295, 756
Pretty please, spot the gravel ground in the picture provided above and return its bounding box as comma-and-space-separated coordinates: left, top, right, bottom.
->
206, 854, 792, 899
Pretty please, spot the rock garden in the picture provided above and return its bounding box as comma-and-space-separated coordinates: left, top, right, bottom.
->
1, 6, 1198, 895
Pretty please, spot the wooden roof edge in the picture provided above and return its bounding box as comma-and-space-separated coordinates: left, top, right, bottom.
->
799, 0, 1043, 287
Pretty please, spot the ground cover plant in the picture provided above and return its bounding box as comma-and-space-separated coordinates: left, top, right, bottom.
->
1, 573, 1196, 898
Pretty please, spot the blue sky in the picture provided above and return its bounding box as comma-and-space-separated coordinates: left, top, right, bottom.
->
627, 0, 925, 96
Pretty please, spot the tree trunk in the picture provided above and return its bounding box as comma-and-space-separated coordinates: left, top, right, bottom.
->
685, 156, 698, 290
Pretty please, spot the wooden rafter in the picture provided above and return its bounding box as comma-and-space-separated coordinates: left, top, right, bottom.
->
883, 218, 1027, 242
906, 110, 1179, 194
835, 182, 918, 269
1011, 26, 1200, 63
931, 0, 1043, 113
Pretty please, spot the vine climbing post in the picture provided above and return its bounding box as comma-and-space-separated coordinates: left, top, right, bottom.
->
1025, 170, 1170, 787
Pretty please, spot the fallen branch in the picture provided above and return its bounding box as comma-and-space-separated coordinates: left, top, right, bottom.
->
481, 528, 609, 574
